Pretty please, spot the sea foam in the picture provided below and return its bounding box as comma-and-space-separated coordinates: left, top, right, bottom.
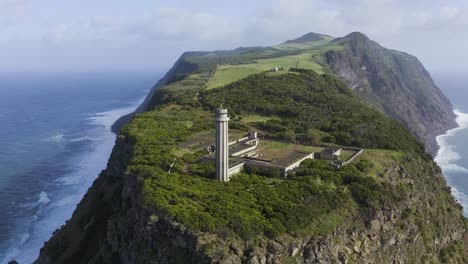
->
435, 109, 468, 215
45, 134, 65, 143
1, 97, 145, 264
435, 110, 468, 172
69, 136, 100, 143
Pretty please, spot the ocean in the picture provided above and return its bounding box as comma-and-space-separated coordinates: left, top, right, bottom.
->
0, 72, 159, 264
434, 73, 468, 217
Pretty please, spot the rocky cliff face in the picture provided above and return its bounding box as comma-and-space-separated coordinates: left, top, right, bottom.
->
324, 32, 456, 155
108, 162, 465, 264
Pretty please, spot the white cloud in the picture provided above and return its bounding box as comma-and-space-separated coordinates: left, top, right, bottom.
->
130, 7, 237, 42
242, 0, 346, 45
441, 6, 460, 19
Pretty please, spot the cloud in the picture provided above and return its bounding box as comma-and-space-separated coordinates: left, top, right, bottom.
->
42, 24, 70, 43
242, 0, 345, 45
0, 0, 32, 7
125, 7, 238, 43
1, 0, 468, 72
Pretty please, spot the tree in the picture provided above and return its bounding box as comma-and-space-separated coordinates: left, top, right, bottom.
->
304, 128, 321, 144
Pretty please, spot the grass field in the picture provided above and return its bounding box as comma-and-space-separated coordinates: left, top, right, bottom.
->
354, 149, 404, 178
206, 42, 344, 90
239, 114, 280, 123
340, 150, 356, 161
207, 52, 323, 89
274, 37, 334, 50
258, 140, 324, 161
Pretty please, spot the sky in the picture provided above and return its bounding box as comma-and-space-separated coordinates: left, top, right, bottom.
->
0, 0, 467, 74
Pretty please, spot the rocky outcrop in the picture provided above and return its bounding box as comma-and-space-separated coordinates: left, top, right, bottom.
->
102, 159, 464, 263
324, 32, 457, 155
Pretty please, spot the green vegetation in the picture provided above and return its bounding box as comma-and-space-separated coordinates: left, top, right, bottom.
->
340, 150, 356, 161
275, 38, 333, 50
237, 114, 280, 123
355, 149, 405, 177
202, 70, 428, 158
119, 64, 439, 241
123, 109, 348, 239
156, 36, 345, 91
113, 56, 445, 243
256, 140, 323, 161
121, 107, 411, 241
206, 48, 340, 89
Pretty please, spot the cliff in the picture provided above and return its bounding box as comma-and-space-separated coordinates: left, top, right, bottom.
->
36, 135, 466, 263
34, 33, 466, 263
324, 32, 457, 155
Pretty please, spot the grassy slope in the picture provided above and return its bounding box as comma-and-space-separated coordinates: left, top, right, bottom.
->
188, 36, 344, 90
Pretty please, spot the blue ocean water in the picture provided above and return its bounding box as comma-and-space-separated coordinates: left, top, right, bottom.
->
434, 74, 468, 217
0, 72, 158, 263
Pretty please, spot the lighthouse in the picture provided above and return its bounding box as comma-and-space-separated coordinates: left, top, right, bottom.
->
215, 108, 230, 181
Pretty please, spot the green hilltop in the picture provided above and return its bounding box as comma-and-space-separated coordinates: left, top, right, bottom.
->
137, 31, 455, 156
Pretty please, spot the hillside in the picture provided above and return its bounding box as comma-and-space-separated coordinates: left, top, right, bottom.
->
35, 66, 466, 263
324, 32, 456, 155
114, 32, 455, 156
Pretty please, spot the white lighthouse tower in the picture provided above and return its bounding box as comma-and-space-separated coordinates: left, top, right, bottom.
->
215, 108, 230, 181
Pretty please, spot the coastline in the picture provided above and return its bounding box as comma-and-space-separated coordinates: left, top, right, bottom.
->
1, 97, 146, 264
435, 109, 468, 217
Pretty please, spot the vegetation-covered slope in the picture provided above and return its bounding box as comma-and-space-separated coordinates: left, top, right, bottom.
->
36, 66, 466, 263
202, 70, 427, 156
325, 32, 456, 155
122, 31, 455, 156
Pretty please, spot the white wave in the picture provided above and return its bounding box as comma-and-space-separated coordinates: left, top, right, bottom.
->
2, 248, 21, 264
435, 110, 468, 169
451, 186, 468, 212
17, 192, 51, 210
435, 109, 468, 215
45, 134, 65, 142
51, 194, 78, 207
87, 97, 144, 131
38, 192, 50, 205
19, 233, 31, 246
54, 175, 81, 185
69, 136, 99, 143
